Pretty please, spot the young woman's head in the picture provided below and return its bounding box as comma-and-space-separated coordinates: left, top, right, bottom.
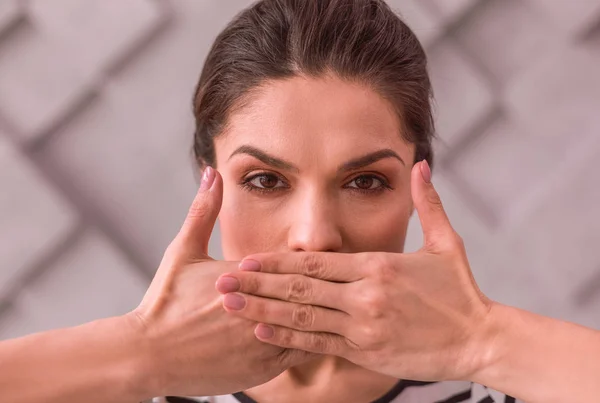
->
192, 0, 434, 259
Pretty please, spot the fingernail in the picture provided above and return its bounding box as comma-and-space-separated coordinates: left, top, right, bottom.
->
239, 259, 261, 271
215, 276, 240, 293
223, 293, 246, 310
420, 160, 431, 184
200, 166, 215, 191
255, 324, 274, 339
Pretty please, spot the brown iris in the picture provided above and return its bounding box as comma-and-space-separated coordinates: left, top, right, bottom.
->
259, 174, 278, 188
354, 175, 374, 189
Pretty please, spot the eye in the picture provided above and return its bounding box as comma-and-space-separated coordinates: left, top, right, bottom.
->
344, 174, 391, 193
242, 173, 289, 192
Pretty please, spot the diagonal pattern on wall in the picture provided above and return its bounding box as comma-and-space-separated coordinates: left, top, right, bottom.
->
1, 0, 599, 339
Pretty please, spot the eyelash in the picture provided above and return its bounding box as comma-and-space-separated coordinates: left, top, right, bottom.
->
240, 173, 289, 194
344, 174, 394, 194
240, 172, 393, 195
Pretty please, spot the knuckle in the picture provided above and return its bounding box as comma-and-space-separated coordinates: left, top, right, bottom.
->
292, 305, 315, 330
253, 298, 268, 317
426, 191, 444, 210
298, 254, 326, 278
161, 241, 187, 268
242, 273, 261, 294
286, 276, 313, 302
279, 328, 294, 346
366, 301, 386, 320
359, 325, 384, 344
187, 197, 210, 220
450, 232, 465, 250
162, 242, 178, 263
439, 231, 465, 255
308, 333, 329, 352
359, 289, 386, 319
368, 253, 395, 282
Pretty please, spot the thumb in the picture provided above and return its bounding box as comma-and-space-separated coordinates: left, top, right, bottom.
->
176, 166, 223, 257
411, 160, 455, 252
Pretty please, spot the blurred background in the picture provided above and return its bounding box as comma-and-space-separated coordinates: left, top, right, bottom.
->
1, 0, 600, 340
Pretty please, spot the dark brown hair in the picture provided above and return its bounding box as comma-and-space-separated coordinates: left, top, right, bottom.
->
192, 0, 434, 169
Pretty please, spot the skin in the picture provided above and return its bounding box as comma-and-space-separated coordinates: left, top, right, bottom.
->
213, 75, 420, 402
1, 73, 599, 403
0, 169, 313, 403
214, 74, 600, 403
217, 168, 600, 402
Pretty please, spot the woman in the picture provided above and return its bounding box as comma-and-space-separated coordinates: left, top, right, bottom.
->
167, 0, 511, 402
3, 1, 599, 402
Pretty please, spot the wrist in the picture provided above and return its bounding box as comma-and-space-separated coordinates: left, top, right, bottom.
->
116, 312, 162, 401
467, 301, 512, 385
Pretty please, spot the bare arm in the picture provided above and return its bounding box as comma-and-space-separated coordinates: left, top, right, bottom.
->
216, 161, 600, 403
0, 314, 152, 403
473, 303, 600, 403
0, 168, 309, 403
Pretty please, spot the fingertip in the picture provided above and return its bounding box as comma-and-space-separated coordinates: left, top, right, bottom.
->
255, 323, 275, 340
215, 274, 240, 293
196, 167, 222, 203
410, 162, 424, 204
210, 168, 223, 193
411, 160, 437, 203
239, 259, 262, 271
223, 293, 246, 311
205, 169, 224, 211
199, 166, 216, 191
420, 160, 432, 184
240, 252, 272, 270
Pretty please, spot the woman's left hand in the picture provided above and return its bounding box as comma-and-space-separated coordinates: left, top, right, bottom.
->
215, 162, 497, 382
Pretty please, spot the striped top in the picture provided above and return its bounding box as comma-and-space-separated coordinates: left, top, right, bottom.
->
150, 381, 521, 403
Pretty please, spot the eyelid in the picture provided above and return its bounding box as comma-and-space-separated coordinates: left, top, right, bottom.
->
248, 174, 286, 187
239, 170, 392, 195
345, 176, 383, 187
344, 172, 390, 185
243, 170, 288, 183
343, 173, 393, 192
240, 170, 291, 193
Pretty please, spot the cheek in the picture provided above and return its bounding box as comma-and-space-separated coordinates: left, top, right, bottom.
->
218, 184, 285, 259
340, 194, 412, 253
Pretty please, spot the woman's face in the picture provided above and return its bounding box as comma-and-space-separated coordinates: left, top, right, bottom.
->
214, 75, 415, 259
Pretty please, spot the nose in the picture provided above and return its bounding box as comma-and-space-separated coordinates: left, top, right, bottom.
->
287, 193, 343, 252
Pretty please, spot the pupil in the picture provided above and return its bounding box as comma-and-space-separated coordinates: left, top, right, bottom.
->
356, 176, 373, 189
260, 175, 277, 188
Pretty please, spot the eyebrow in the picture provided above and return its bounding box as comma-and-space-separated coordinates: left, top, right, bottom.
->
228, 145, 405, 173
229, 145, 299, 172
338, 149, 405, 173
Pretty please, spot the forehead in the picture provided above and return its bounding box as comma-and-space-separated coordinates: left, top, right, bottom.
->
217, 75, 413, 161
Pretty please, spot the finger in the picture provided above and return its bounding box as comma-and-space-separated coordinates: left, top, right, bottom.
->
276, 348, 318, 368
222, 293, 351, 336
254, 323, 352, 357
215, 272, 350, 312
410, 160, 456, 252
175, 166, 223, 257
239, 252, 364, 282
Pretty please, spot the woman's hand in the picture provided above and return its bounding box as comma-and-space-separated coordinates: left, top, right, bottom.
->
131, 167, 311, 398
215, 162, 495, 382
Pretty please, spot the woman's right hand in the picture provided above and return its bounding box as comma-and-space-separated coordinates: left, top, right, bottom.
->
129, 167, 311, 398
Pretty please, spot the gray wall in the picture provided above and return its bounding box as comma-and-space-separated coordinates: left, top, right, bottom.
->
1, 0, 600, 340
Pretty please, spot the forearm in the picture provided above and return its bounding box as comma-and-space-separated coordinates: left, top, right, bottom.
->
473, 303, 600, 403
0, 314, 155, 403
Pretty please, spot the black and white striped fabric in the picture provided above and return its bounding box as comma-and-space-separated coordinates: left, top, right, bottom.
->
150, 381, 521, 403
